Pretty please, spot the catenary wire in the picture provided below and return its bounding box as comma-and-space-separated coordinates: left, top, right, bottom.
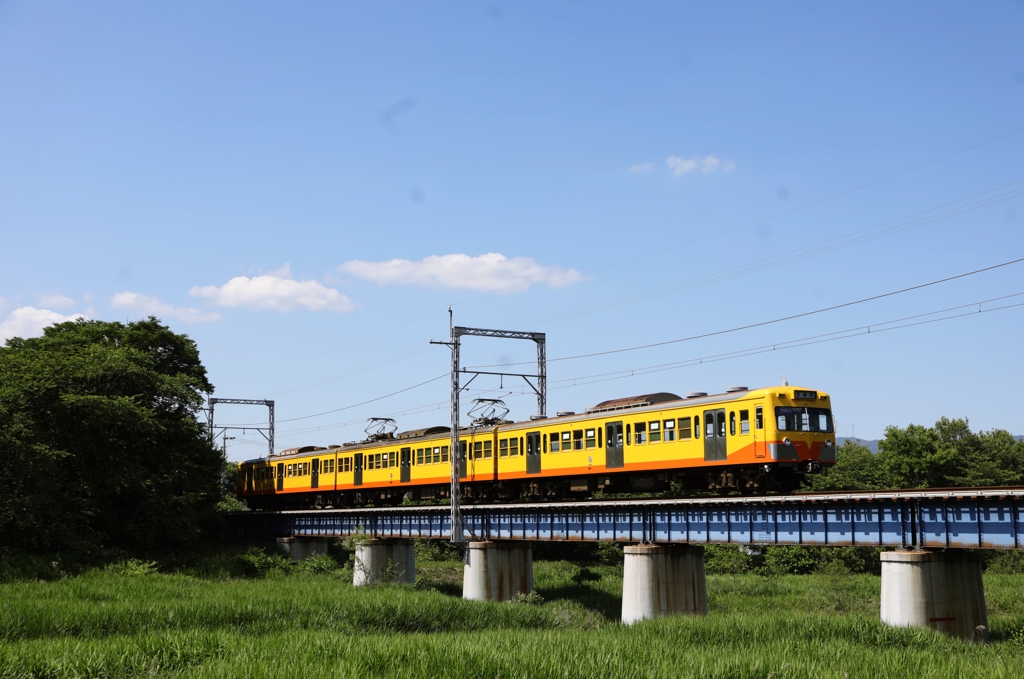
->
253, 291, 1024, 443
467, 255, 1024, 369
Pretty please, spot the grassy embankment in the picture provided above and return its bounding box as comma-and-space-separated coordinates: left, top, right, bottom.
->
1, 547, 1023, 678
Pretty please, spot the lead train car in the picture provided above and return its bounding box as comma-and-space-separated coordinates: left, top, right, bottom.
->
237, 385, 837, 509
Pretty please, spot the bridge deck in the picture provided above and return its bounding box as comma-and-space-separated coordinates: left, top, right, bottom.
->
229, 488, 1024, 550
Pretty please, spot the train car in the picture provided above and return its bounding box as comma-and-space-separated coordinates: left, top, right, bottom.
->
237, 384, 836, 509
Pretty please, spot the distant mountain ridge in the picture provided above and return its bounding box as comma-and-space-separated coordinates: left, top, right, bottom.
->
836, 437, 879, 453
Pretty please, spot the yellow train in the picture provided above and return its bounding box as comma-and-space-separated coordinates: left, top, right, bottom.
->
237, 385, 836, 509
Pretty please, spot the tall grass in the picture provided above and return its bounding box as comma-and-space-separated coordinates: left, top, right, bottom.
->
0, 557, 1022, 678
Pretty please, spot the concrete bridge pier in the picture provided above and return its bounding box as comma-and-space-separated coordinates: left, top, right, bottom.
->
276, 537, 329, 561
353, 538, 416, 586
880, 550, 988, 641
621, 543, 707, 625
463, 541, 534, 602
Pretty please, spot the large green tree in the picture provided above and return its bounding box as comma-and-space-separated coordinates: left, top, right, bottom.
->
811, 418, 1024, 491
0, 318, 222, 554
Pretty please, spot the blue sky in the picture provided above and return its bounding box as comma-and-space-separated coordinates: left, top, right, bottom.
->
1, 1, 1023, 459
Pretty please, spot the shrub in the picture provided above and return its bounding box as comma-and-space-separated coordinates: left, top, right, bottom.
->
237, 547, 290, 577
510, 590, 545, 605
293, 554, 341, 575
106, 559, 159, 576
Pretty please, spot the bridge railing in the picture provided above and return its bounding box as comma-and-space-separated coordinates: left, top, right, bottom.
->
228, 488, 1024, 550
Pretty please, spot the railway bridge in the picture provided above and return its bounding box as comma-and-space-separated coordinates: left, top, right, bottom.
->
228, 487, 1024, 640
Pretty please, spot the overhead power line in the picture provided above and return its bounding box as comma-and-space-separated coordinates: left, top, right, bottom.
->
273, 373, 448, 424
263, 290, 1024, 442
468, 255, 1024, 369
544, 291, 1024, 389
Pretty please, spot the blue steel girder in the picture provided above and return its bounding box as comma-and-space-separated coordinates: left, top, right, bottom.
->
228, 488, 1024, 550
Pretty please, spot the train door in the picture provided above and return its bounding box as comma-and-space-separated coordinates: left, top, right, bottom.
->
703, 409, 727, 461
400, 447, 411, 483
605, 421, 624, 469
354, 453, 363, 486
459, 441, 468, 479
276, 463, 284, 491
526, 432, 541, 474
311, 458, 320, 489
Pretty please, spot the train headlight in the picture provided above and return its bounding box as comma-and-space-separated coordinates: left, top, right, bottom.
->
825, 439, 833, 447
783, 437, 791, 446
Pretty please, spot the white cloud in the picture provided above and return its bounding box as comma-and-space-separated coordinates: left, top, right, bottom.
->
339, 253, 582, 292
39, 293, 75, 309
110, 292, 221, 323
190, 264, 354, 313
629, 162, 654, 173
0, 307, 87, 342
666, 154, 735, 177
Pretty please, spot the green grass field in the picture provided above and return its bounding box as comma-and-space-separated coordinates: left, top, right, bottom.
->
1, 552, 1023, 678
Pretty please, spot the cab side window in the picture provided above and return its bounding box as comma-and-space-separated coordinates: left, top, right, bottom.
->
755, 406, 763, 430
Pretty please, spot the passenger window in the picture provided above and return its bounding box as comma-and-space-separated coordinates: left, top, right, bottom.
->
585, 429, 596, 449
664, 419, 676, 441
474, 441, 482, 459
626, 423, 631, 445
543, 434, 547, 453
740, 410, 750, 435
442, 445, 449, 462
729, 412, 736, 436
635, 422, 647, 444
679, 417, 692, 440
417, 448, 425, 465
562, 432, 571, 451
598, 426, 603, 448
483, 441, 492, 458
549, 435, 559, 453
573, 430, 584, 450
649, 421, 661, 442
756, 406, 763, 430
510, 438, 520, 456
500, 439, 509, 457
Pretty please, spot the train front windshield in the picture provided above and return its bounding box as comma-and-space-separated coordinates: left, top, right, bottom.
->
775, 407, 833, 433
